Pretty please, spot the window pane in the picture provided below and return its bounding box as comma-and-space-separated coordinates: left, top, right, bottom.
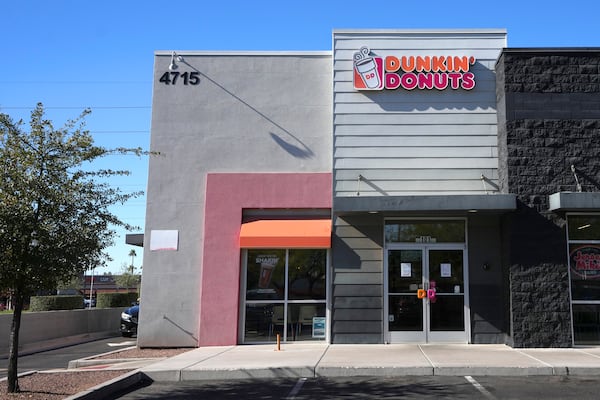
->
385, 220, 465, 243
389, 295, 423, 331
244, 303, 294, 342
246, 250, 286, 300
290, 303, 327, 341
288, 249, 326, 300
388, 250, 423, 293
568, 215, 600, 241
569, 244, 600, 300
430, 295, 465, 331
573, 304, 600, 345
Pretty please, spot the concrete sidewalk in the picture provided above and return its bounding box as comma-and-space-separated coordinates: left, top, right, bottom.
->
139, 343, 600, 382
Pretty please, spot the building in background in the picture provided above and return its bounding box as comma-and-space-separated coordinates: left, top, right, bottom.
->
136, 29, 600, 348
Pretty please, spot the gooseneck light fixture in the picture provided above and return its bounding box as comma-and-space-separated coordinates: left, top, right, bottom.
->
169, 51, 183, 70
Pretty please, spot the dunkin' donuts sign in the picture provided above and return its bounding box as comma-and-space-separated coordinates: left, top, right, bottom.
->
353, 46, 476, 91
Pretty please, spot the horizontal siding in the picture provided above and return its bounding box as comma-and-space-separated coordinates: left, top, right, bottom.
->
334, 91, 496, 105
333, 285, 382, 297
335, 168, 498, 181
336, 136, 497, 147
332, 333, 382, 344
335, 158, 499, 169
333, 33, 506, 50
334, 308, 382, 321
333, 321, 382, 333
332, 214, 384, 343
335, 124, 497, 136
335, 113, 497, 125
334, 103, 497, 114
334, 296, 383, 308
335, 146, 497, 158
336, 178, 498, 192
333, 31, 504, 198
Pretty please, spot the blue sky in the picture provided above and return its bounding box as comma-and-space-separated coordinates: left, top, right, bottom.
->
2, 0, 599, 274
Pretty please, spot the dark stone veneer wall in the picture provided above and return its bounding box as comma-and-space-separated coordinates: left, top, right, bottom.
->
496, 49, 600, 347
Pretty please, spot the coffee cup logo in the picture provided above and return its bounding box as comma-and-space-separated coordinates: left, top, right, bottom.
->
353, 47, 384, 90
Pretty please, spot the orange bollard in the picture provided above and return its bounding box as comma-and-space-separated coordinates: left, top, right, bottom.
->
276, 333, 281, 351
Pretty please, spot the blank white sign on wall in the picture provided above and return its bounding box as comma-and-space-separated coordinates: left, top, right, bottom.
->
150, 230, 179, 251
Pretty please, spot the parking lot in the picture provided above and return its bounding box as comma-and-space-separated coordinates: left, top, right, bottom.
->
113, 375, 600, 399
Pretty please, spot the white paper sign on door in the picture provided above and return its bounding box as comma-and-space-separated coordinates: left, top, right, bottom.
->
401, 263, 412, 277
441, 263, 452, 277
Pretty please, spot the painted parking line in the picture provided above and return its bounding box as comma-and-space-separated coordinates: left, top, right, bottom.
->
465, 376, 496, 400
107, 341, 137, 347
285, 377, 307, 400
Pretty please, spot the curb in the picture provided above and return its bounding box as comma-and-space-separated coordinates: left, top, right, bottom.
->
68, 346, 138, 369
65, 370, 148, 400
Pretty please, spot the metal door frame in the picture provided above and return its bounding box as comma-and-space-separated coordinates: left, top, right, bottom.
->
384, 243, 469, 343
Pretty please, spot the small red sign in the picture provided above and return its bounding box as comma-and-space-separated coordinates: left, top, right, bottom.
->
570, 246, 600, 279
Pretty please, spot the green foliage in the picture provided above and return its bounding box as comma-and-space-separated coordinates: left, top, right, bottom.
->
0, 103, 146, 296
115, 262, 141, 290
57, 275, 84, 291
97, 292, 138, 308
0, 103, 152, 393
29, 295, 84, 311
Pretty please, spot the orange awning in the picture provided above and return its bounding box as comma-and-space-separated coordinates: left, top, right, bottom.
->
239, 219, 331, 248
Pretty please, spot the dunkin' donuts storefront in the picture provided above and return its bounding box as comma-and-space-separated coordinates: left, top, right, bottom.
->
136, 29, 600, 349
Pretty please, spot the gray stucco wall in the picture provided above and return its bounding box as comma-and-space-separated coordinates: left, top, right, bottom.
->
0, 308, 122, 357
140, 52, 332, 347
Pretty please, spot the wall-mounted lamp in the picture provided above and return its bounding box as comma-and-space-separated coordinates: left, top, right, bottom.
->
169, 52, 184, 70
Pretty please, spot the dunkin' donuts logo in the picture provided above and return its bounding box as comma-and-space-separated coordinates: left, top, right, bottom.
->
353, 46, 476, 91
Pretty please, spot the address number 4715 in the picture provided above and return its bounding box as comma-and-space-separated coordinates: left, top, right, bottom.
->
159, 71, 200, 85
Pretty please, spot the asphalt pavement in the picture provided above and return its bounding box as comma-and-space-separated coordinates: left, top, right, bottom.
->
63, 342, 600, 399
110, 375, 600, 399
0, 336, 132, 379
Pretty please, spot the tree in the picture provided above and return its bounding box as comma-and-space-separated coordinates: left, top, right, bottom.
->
128, 248, 137, 274
0, 103, 146, 393
115, 261, 141, 292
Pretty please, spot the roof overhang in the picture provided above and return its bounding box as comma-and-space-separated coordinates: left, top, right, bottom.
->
334, 194, 517, 214
549, 192, 600, 212
125, 233, 144, 247
239, 219, 332, 248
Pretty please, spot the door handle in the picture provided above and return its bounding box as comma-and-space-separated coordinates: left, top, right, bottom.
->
427, 289, 436, 300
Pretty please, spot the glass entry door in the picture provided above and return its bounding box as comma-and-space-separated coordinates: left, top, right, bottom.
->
386, 246, 467, 343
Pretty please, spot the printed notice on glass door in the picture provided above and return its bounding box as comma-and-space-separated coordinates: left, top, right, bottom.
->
401, 263, 412, 277
441, 263, 452, 278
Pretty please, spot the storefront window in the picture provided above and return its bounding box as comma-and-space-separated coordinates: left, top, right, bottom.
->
568, 215, 600, 241
288, 249, 326, 300
573, 304, 600, 345
243, 249, 327, 343
568, 215, 600, 345
385, 220, 465, 243
245, 250, 286, 301
569, 244, 600, 300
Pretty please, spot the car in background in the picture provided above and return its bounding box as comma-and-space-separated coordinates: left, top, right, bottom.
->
120, 304, 139, 337
84, 298, 96, 308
